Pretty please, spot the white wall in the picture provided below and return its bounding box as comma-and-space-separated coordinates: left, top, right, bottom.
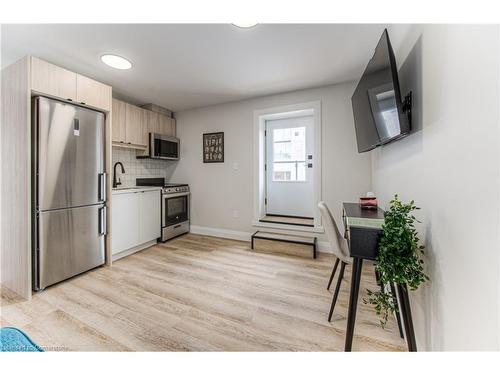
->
171, 82, 372, 239
171, 25, 500, 351
372, 25, 500, 350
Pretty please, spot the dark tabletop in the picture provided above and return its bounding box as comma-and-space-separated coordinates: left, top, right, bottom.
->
343, 202, 385, 220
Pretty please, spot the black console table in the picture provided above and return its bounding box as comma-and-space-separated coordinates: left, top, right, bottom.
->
342, 203, 417, 352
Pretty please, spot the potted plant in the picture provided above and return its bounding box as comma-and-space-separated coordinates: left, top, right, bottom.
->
364, 195, 429, 328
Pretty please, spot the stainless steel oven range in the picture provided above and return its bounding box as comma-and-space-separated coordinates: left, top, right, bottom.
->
136, 178, 190, 241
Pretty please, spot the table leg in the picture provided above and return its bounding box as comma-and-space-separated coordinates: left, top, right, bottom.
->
344, 257, 363, 351
396, 283, 417, 351
390, 282, 405, 339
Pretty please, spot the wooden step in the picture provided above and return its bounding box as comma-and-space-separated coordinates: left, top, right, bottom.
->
259, 215, 314, 227
251, 231, 317, 259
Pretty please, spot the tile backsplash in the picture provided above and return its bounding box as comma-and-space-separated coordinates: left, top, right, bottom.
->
112, 147, 175, 187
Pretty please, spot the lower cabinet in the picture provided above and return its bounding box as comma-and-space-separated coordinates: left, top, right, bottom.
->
139, 190, 161, 243
112, 189, 161, 256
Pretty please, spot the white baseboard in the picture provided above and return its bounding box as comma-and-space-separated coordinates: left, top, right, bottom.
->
112, 240, 157, 262
317, 241, 333, 254
190, 225, 333, 254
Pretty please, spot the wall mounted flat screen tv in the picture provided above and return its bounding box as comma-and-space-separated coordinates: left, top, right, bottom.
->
351, 29, 411, 153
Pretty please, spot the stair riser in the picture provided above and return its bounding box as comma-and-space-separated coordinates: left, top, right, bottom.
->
252, 238, 314, 259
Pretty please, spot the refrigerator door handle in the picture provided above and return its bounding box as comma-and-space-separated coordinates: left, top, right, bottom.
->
99, 206, 107, 235
98, 173, 107, 202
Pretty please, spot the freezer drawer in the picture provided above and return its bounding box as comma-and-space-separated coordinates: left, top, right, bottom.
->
35, 204, 106, 290
35, 96, 105, 211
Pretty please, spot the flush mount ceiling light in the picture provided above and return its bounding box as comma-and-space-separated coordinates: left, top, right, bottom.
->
100, 54, 133, 70
232, 22, 258, 28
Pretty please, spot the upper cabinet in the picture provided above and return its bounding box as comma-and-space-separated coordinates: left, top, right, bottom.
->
30, 57, 111, 112
139, 108, 150, 147
76, 75, 112, 111
125, 103, 146, 147
112, 99, 176, 151
112, 99, 146, 148
146, 110, 159, 134
31, 57, 77, 101
158, 114, 176, 137
112, 99, 127, 143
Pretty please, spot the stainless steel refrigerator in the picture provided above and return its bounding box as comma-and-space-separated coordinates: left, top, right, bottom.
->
32, 96, 107, 291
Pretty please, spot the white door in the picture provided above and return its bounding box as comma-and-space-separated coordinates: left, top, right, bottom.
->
265, 115, 314, 217
139, 190, 161, 243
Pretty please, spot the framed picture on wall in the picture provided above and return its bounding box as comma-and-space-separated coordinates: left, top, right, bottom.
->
203, 132, 224, 163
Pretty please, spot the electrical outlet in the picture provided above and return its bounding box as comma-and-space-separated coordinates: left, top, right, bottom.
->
233, 210, 239, 219
232, 162, 239, 170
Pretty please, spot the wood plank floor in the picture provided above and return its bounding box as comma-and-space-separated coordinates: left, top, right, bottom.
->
0, 234, 406, 351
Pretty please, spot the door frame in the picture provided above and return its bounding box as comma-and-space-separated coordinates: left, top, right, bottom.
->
253, 100, 322, 231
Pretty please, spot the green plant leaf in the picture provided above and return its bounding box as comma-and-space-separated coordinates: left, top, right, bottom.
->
363, 194, 429, 329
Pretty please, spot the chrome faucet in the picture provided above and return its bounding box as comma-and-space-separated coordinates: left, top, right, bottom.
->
113, 162, 125, 188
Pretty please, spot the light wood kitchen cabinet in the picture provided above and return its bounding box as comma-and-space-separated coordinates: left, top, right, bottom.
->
140, 108, 150, 147
76, 74, 112, 111
31, 57, 111, 112
112, 99, 147, 148
125, 103, 146, 147
112, 98, 176, 151
31, 57, 77, 101
147, 110, 160, 135
112, 99, 126, 143
158, 114, 176, 137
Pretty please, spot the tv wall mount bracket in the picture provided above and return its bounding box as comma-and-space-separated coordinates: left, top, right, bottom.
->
402, 91, 412, 127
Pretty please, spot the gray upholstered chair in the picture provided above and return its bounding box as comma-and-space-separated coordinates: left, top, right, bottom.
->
318, 201, 351, 322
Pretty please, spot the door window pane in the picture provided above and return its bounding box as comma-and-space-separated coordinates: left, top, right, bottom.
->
273, 162, 295, 181
273, 127, 305, 161
272, 127, 306, 181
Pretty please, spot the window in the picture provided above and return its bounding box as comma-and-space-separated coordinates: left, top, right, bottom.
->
272, 127, 306, 181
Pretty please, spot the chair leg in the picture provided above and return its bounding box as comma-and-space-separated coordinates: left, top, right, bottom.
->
327, 258, 340, 290
328, 261, 347, 322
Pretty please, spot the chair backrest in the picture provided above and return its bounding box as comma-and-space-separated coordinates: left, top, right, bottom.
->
318, 201, 350, 261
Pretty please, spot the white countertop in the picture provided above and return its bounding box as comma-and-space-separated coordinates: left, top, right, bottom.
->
112, 186, 162, 195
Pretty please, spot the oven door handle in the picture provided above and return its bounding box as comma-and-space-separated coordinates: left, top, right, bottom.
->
162, 195, 166, 227
163, 192, 190, 199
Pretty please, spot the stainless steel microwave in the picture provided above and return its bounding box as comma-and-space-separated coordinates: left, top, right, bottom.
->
149, 133, 180, 160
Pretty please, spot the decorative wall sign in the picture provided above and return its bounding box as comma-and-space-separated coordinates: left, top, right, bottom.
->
203, 132, 224, 163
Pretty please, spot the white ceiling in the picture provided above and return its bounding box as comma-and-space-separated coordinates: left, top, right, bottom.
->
1, 24, 388, 111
